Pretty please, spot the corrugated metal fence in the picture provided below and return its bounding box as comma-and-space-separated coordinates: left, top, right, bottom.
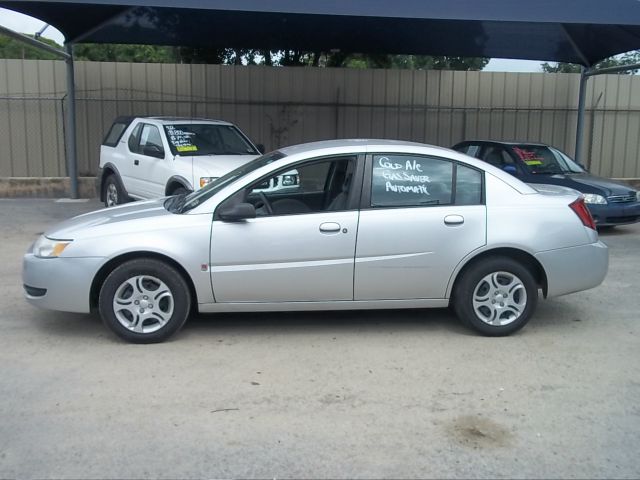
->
1, 59, 640, 179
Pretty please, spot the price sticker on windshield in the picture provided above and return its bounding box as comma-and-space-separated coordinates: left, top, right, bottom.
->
176, 145, 198, 152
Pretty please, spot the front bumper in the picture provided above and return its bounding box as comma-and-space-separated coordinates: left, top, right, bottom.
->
535, 241, 608, 298
587, 201, 640, 226
22, 253, 105, 313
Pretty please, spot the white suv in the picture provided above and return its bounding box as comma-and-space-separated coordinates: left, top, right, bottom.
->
98, 116, 295, 207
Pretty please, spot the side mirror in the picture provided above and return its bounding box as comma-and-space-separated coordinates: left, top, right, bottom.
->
256, 143, 266, 154
218, 202, 256, 222
502, 165, 518, 176
143, 144, 165, 159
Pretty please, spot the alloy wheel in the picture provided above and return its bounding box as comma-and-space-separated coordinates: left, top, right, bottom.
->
472, 271, 527, 326
112, 275, 174, 334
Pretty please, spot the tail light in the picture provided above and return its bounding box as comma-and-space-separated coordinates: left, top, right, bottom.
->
569, 198, 596, 230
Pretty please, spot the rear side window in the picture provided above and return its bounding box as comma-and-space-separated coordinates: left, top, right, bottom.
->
371, 155, 453, 207
456, 164, 483, 205
454, 144, 480, 158
103, 121, 128, 147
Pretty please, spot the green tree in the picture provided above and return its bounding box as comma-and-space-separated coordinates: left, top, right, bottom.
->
271, 51, 489, 70
0, 36, 490, 71
73, 43, 179, 63
0, 33, 63, 60
542, 51, 640, 74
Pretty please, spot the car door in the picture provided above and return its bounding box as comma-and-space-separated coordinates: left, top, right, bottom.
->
210, 155, 363, 303
127, 123, 172, 198
354, 154, 486, 300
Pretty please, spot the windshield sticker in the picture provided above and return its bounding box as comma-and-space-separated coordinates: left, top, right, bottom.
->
176, 145, 198, 152
166, 125, 197, 152
513, 147, 539, 160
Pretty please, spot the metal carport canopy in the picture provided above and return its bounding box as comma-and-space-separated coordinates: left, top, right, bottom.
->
2, 0, 640, 66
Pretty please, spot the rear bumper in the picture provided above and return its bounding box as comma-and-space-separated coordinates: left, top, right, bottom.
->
588, 202, 640, 226
535, 241, 608, 297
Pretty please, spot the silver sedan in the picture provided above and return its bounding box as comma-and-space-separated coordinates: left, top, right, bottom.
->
23, 140, 608, 343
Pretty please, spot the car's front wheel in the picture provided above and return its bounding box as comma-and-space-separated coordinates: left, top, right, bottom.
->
98, 258, 192, 343
452, 256, 538, 336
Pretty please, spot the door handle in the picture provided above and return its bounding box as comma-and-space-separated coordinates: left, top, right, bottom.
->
319, 222, 341, 233
134, 159, 139, 166
444, 215, 464, 226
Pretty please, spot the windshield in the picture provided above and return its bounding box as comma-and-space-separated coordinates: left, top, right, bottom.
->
163, 123, 259, 156
167, 151, 287, 214
511, 145, 585, 174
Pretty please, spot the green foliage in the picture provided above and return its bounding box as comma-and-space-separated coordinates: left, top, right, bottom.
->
278, 51, 488, 70
0, 33, 63, 60
0, 36, 489, 71
73, 44, 179, 63
541, 51, 640, 74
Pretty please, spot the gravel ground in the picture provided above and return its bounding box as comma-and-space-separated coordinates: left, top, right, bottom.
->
1, 198, 639, 479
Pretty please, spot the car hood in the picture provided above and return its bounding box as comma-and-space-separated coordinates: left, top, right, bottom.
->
44, 198, 172, 239
190, 154, 258, 178
528, 173, 636, 197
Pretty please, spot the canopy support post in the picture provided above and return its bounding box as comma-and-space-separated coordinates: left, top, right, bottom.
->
574, 67, 588, 166
64, 43, 79, 199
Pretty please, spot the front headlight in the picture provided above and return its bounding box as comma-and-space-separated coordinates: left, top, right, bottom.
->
583, 193, 607, 205
199, 177, 218, 188
33, 236, 72, 258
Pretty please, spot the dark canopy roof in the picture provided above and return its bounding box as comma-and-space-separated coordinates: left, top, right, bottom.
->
3, 0, 640, 66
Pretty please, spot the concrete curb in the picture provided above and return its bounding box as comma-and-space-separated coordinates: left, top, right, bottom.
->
0, 177, 97, 198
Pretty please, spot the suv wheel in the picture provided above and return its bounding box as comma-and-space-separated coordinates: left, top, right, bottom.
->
103, 174, 127, 208
452, 256, 538, 336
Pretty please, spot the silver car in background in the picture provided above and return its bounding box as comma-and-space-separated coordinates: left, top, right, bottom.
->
23, 140, 608, 343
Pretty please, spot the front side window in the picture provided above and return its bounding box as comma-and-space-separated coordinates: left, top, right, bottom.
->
139, 124, 164, 158
371, 155, 453, 207
170, 151, 287, 214
163, 124, 258, 156
215, 156, 357, 218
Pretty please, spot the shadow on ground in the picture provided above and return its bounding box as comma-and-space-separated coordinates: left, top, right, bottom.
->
30, 298, 586, 343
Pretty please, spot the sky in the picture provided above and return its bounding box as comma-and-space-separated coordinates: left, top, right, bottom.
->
0, 7, 546, 72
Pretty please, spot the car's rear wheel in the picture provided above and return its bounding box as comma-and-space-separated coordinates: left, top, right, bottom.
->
452, 256, 538, 336
98, 258, 191, 343
103, 174, 126, 208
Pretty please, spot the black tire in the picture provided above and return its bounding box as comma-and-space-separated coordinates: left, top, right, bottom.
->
171, 187, 190, 196
98, 258, 192, 343
452, 256, 538, 336
103, 174, 127, 208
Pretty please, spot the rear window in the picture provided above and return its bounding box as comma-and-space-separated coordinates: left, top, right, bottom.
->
103, 121, 129, 147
